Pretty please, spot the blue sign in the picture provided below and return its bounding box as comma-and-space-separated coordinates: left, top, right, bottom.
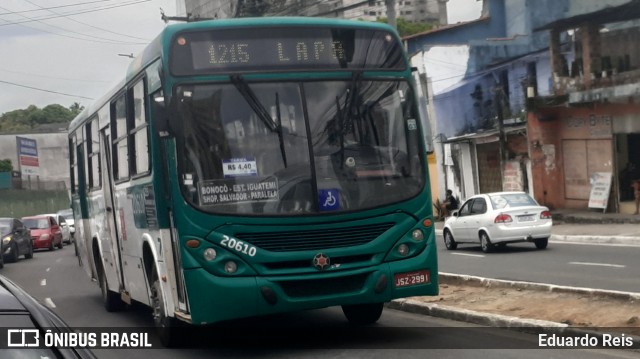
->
318, 189, 340, 211
16, 136, 38, 157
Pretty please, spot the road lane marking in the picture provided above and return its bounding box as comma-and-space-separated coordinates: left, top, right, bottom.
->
40, 279, 46, 286
569, 262, 626, 268
44, 298, 56, 309
451, 253, 486, 258
46, 267, 51, 272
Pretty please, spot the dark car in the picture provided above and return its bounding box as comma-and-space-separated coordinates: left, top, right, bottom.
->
0, 274, 97, 358
21, 215, 64, 251
0, 218, 34, 263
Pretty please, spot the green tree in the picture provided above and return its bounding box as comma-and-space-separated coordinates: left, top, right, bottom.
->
0, 159, 13, 172
0, 103, 82, 133
376, 17, 433, 37
69, 102, 84, 117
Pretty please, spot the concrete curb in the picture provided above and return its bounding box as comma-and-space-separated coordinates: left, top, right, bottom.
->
549, 234, 640, 246
434, 229, 640, 246
386, 298, 567, 329
439, 272, 640, 302
388, 273, 640, 350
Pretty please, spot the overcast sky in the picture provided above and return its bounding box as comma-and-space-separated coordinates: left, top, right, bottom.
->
0, 0, 483, 115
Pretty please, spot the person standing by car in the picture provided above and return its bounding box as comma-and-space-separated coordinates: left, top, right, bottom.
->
440, 189, 459, 218
633, 179, 640, 215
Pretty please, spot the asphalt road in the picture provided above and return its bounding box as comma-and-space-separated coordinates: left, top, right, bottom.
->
1, 243, 638, 358
435, 233, 640, 292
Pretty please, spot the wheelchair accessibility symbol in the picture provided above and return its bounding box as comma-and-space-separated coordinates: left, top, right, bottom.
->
319, 189, 340, 211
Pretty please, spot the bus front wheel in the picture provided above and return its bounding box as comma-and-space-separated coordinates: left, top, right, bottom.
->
98, 264, 124, 312
150, 268, 181, 347
341, 303, 384, 325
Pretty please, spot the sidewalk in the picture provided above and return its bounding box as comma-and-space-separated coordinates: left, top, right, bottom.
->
412, 209, 640, 346
433, 209, 640, 246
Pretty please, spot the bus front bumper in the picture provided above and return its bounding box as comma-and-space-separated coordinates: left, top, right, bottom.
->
182, 251, 438, 325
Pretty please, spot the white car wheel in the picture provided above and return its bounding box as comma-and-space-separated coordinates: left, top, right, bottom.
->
444, 230, 457, 250
480, 232, 493, 253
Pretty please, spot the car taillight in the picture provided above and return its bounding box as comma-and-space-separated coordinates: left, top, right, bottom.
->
494, 214, 512, 223
540, 210, 552, 219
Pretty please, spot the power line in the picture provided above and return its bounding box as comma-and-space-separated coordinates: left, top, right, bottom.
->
0, 79, 95, 100
0, 0, 113, 16
0, 5, 146, 45
0, 68, 111, 83
19, 0, 151, 42
0, 0, 152, 28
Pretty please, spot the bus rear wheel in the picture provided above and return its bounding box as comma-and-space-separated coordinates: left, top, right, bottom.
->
341, 303, 384, 325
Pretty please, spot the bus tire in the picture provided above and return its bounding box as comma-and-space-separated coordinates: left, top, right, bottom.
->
96, 254, 125, 312
341, 302, 384, 325
150, 267, 181, 347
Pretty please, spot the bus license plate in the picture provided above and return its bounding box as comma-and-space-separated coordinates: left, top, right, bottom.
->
394, 270, 430, 288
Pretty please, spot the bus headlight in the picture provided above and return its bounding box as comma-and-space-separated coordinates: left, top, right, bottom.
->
203, 248, 217, 261
411, 229, 424, 241
224, 261, 237, 274
397, 244, 410, 256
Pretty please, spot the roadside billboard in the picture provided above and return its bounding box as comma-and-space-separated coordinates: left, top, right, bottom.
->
16, 136, 39, 176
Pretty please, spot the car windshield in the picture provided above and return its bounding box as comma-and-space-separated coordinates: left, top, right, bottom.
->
174, 79, 425, 216
23, 218, 49, 229
3, 349, 62, 359
489, 193, 538, 209
57, 209, 73, 219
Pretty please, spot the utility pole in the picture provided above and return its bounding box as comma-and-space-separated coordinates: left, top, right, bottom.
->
385, 0, 397, 29
494, 86, 507, 188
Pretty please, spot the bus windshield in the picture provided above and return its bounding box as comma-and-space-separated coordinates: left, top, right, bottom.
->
175, 79, 425, 215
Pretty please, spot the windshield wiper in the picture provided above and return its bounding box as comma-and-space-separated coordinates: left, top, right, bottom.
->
333, 71, 362, 168
230, 75, 278, 132
275, 92, 288, 168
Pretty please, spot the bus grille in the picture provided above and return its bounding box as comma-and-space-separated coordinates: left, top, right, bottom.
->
278, 273, 369, 298
234, 223, 394, 252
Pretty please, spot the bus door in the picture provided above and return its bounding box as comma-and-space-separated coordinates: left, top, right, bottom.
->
100, 127, 126, 297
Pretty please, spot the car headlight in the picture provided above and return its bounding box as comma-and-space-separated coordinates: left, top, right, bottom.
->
2, 235, 11, 244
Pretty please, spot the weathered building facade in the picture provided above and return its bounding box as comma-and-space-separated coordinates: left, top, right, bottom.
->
404, 0, 634, 208
530, 1, 640, 212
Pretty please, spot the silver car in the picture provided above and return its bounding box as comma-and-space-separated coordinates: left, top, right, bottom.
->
42, 213, 71, 245
57, 208, 75, 242
443, 192, 552, 253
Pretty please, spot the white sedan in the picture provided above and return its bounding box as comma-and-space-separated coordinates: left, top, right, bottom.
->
443, 192, 552, 253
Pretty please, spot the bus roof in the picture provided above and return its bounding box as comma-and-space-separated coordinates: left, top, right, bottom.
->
69, 17, 401, 133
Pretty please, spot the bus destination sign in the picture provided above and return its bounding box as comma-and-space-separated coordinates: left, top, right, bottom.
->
171, 27, 405, 75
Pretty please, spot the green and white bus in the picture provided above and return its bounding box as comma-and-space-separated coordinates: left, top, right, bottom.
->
68, 17, 438, 345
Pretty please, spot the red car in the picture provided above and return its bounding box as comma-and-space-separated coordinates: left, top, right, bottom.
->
21, 215, 64, 251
